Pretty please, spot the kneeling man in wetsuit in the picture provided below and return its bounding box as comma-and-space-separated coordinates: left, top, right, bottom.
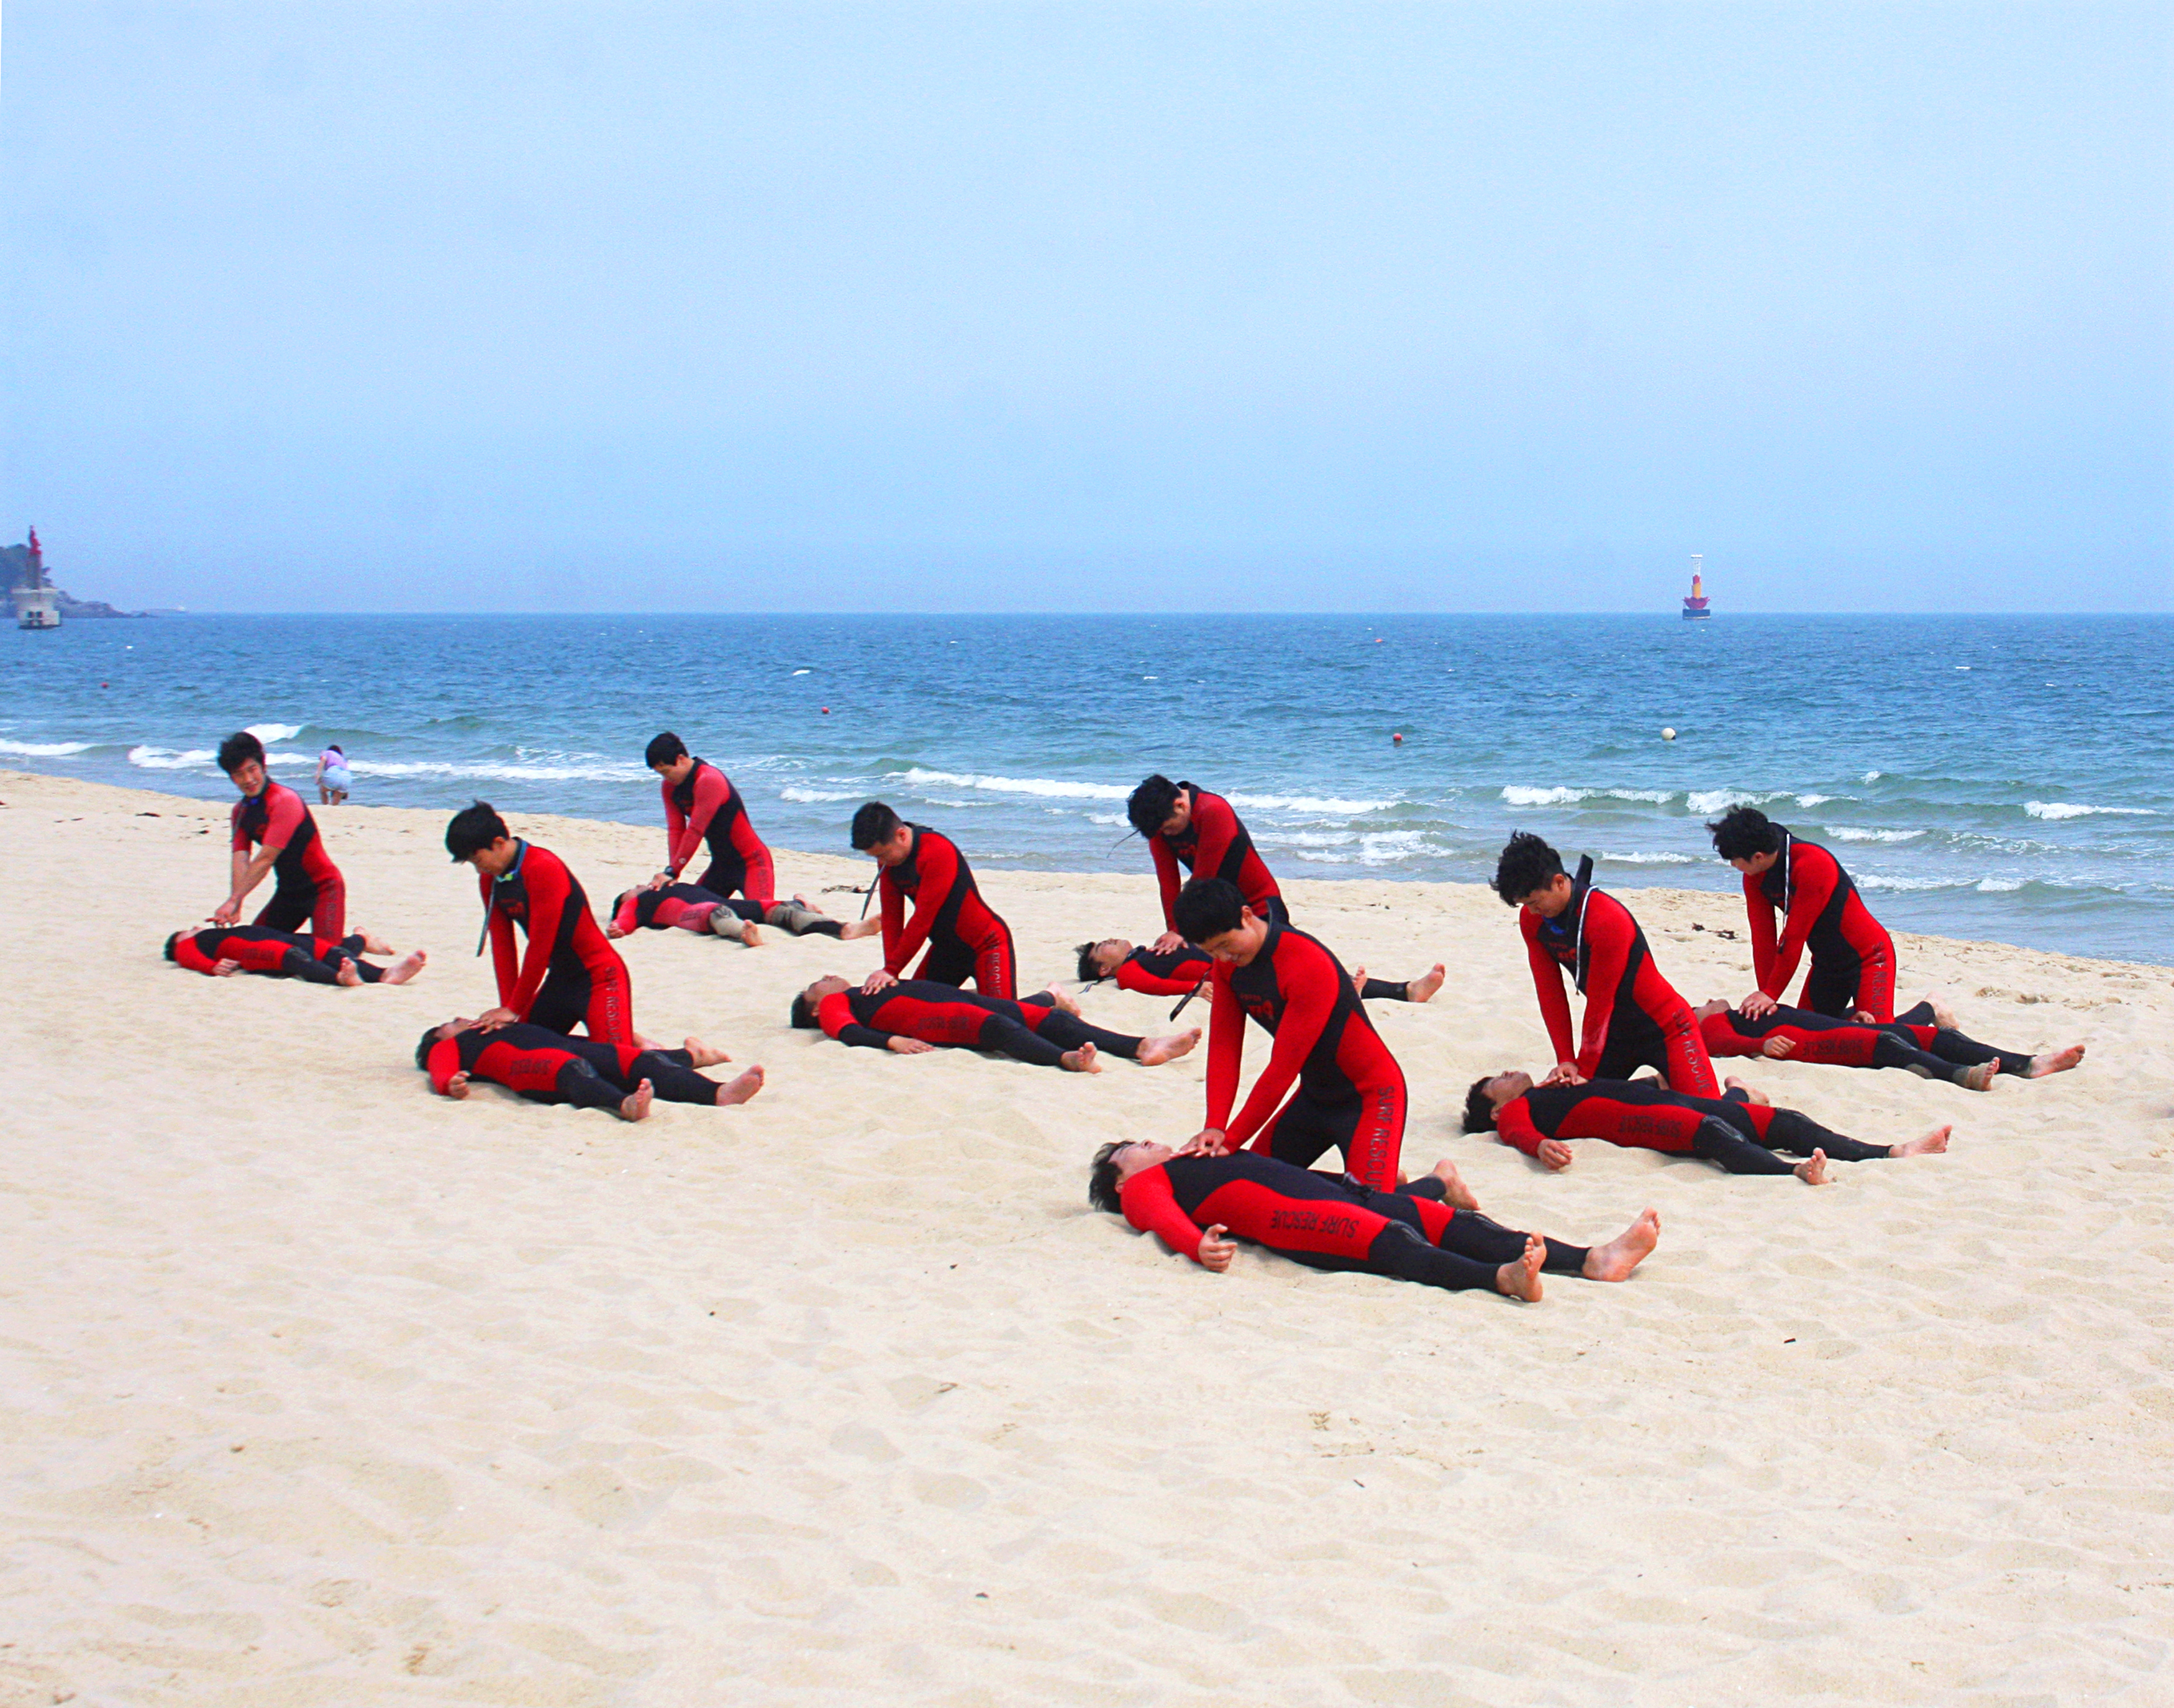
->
1709, 805, 1898, 1023
1091, 1141, 1659, 1301
791, 975, 1199, 1072
852, 801, 1017, 999
1127, 774, 1285, 955
417, 1018, 763, 1120
214, 730, 348, 940
166, 924, 424, 987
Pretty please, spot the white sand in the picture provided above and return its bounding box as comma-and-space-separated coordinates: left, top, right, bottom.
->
2, 768, 2170, 1706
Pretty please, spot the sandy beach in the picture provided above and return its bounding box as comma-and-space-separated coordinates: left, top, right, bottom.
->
2, 766, 2169, 1706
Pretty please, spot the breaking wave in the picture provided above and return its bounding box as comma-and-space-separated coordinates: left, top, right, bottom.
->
0, 738, 94, 756
128, 745, 217, 771
2024, 801, 2158, 821
1824, 826, 1926, 843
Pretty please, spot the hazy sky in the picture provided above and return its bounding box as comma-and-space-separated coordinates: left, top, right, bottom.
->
4, 2, 2168, 612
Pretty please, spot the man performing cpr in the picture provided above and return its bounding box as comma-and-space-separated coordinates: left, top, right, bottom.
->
852, 802, 1017, 999
214, 730, 348, 940
791, 975, 1198, 1071
645, 733, 777, 907
1171, 876, 1408, 1192
1709, 806, 1898, 1023
1127, 775, 1285, 955
417, 1018, 763, 1120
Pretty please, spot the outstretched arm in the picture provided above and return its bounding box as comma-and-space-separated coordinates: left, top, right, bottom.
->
1121, 1168, 1207, 1263
1227, 942, 1338, 1149
883, 835, 957, 975
1765, 845, 1837, 1000
1522, 911, 1578, 1068
1573, 899, 1633, 1079
1151, 835, 1183, 931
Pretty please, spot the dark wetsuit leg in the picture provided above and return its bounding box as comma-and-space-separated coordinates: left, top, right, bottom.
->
1031, 1010, 1144, 1061
973, 1012, 1066, 1068
276, 946, 344, 985
625, 1050, 721, 1106
1801, 955, 1867, 1019
1689, 1114, 1800, 1175
320, 938, 381, 984
1259, 1093, 1363, 1173
1869, 1029, 1974, 1084
1762, 1107, 1891, 1163
1360, 978, 1410, 1002
1366, 1181, 1589, 1274
254, 879, 320, 935
528, 970, 593, 1035
552, 1058, 627, 1112
1891, 1005, 2034, 1076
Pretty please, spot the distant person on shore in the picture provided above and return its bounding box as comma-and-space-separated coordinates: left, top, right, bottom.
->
445, 801, 637, 1045
1462, 1069, 1951, 1183
1075, 935, 1445, 1005
606, 883, 880, 946
1493, 832, 1721, 1097
1127, 775, 1285, 954
1169, 876, 1409, 1193
315, 743, 352, 806
1708, 806, 1898, 1024
165, 923, 424, 987
417, 1018, 762, 1120
1090, 1140, 1660, 1301
852, 802, 1018, 999
791, 974, 1198, 1071
213, 730, 347, 941
645, 734, 776, 909
1694, 996, 2084, 1088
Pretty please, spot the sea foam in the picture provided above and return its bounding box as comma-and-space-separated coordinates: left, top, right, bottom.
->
2025, 802, 2158, 821
0, 739, 94, 756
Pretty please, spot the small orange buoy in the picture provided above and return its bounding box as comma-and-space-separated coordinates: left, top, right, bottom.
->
821, 707, 830, 714
1391, 732, 1403, 744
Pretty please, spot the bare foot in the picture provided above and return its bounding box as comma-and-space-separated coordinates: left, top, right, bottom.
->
617, 1080, 655, 1122
1725, 1076, 1772, 1106
1406, 963, 1446, 1004
1494, 1235, 1547, 1302
1047, 986, 1084, 1016
716, 1066, 764, 1106
360, 930, 394, 955
443, 1070, 471, 1101
335, 960, 363, 987
1135, 1028, 1201, 1066
739, 922, 763, 947
1762, 1035, 1798, 1059
1794, 1148, 1830, 1185
840, 919, 883, 941
1890, 1124, 1952, 1158
682, 1036, 732, 1068
2028, 1044, 2085, 1078
1927, 993, 1960, 1030
381, 949, 427, 985
1581, 1207, 1661, 1281
1963, 1060, 1998, 1092
1060, 1042, 1102, 1074
1428, 1159, 1481, 1211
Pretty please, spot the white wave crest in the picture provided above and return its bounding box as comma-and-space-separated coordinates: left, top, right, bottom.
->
1863, 771, 1883, 783
1087, 812, 1127, 827
1358, 831, 1427, 864
1258, 830, 1361, 848
898, 767, 1130, 802
1855, 874, 1955, 892
1226, 791, 1394, 815
348, 759, 650, 783
1795, 793, 1835, 807
2024, 801, 2158, 821
128, 745, 216, 770
1976, 877, 2026, 892
1824, 825, 1925, 843
1500, 785, 1675, 808
245, 722, 304, 742
1685, 788, 1786, 816
779, 785, 862, 803
1599, 850, 1697, 865
0, 738, 94, 756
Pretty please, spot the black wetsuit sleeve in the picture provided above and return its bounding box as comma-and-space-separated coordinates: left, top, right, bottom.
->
835, 1023, 895, 1050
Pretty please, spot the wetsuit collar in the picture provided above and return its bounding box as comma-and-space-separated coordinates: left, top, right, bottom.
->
476, 840, 530, 955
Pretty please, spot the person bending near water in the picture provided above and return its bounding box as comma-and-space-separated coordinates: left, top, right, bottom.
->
1494, 831, 1721, 1098
1696, 997, 2085, 1090
791, 975, 1199, 1072
1127, 775, 1285, 956
606, 883, 880, 946
852, 802, 1017, 999
417, 1019, 763, 1120
1173, 876, 1408, 1192
446, 801, 636, 1045
166, 924, 424, 986
1463, 1070, 1952, 1184
1090, 1141, 1660, 1301
645, 733, 777, 906
1709, 806, 1898, 1024
214, 731, 347, 940
1075, 936, 1445, 1006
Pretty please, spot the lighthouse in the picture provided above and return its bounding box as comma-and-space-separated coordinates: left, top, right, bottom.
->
12, 527, 60, 630
1680, 555, 1711, 621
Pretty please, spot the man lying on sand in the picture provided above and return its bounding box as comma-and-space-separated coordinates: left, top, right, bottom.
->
1075, 935, 1445, 1006
417, 1018, 763, 1120
791, 975, 1198, 1072
166, 924, 425, 988
1090, 1140, 1659, 1302
1696, 996, 2085, 1089
1463, 1070, 1952, 1184
606, 882, 880, 947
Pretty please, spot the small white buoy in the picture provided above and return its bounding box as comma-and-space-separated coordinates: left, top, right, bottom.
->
1662, 727, 1677, 741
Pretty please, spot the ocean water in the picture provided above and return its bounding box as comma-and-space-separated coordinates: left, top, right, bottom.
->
3, 612, 2170, 965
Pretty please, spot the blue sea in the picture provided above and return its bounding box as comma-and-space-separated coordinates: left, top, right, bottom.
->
3, 612, 2170, 965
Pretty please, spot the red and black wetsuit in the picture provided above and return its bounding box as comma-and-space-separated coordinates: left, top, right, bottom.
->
1111, 943, 1214, 996
612, 884, 845, 938
173, 925, 378, 984
878, 825, 1016, 997
1205, 922, 1406, 1192
816, 982, 1140, 1068
1150, 784, 1286, 930
1117, 1151, 1588, 1290
1524, 859, 1719, 1096
231, 781, 345, 939
1494, 1079, 1890, 1174
663, 760, 776, 906
1701, 1001, 2031, 1082
424, 1022, 719, 1110
482, 841, 634, 1043
1746, 830, 1897, 1022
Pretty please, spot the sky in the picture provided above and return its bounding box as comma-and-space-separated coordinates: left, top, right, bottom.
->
2, 2, 2168, 613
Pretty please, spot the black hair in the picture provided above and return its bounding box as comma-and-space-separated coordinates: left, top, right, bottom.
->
217, 730, 266, 775
416, 1026, 445, 1070
789, 992, 819, 1029
1172, 876, 1245, 945
1075, 940, 1106, 983
1708, 805, 1784, 861
445, 800, 509, 862
163, 930, 182, 962
1462, 1076, 1501, 1133
1127, 773, 1182, 838
645, 731, 688, 769
1491, 830, 1566, 907
1087, 1140, 1127, 1213
851, 801, 901, 850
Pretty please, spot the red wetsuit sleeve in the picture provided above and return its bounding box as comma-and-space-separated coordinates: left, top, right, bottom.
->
1116, 959, 1203, 997
1203, 971, 1245, 1133
610, 890, 641, 934
1521, 911, 1578, 1065
175, 935, 219, 974
668, 767, 729, 875
1152, 835, 1183, 930
260, 785, 302, 851
426, 1038, 462, 1094
1495, 1096, 1546, 1158
1765, 844, 1838, 999
1121, 1168, 1206, 1261
662, 778, 687, 870
818, 990, 888, 1048
1228, 938, 1339, 1150
1745, 871, 1780, 993
1698, 1012, 1752, 1058
884, 834, 959, 976
1573, 896, 1634, 1079
481, 874, 521, 1007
